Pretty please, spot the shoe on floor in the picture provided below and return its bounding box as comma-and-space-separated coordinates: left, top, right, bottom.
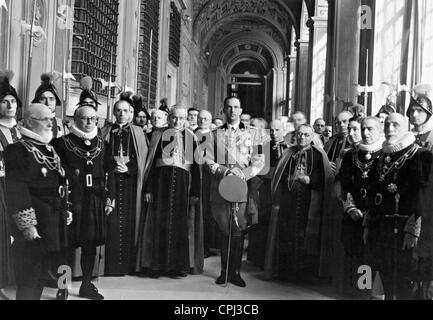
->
230, 273, 246, 288
79, 283, 104, 300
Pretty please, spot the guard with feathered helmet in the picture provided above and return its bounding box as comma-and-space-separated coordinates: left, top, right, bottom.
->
407, 83, 433, 149
0, 70, 21, 299
131, 95, 151, 131
0, 70, 22, 109
376, 93, 397, 127
32, 73, 66, 139
407, 83, 433, 120
78, 76, 101, 109
405, 83, 433, 300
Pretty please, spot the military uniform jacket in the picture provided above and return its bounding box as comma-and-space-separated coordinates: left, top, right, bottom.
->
205, 122, 265, 204
4, 134, 68, 252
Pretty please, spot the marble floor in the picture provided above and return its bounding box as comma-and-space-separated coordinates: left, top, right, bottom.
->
4, 255, 343, 300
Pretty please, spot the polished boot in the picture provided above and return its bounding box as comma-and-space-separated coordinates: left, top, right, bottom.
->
229, 236, 246, 288
215, 236, 229, 285
79, 283, 104, 300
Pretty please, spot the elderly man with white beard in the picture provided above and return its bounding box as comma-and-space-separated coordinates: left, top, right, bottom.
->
4, 104, 72, 300
365, 113, 432, 300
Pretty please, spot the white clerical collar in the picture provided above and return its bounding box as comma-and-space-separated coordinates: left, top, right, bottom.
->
383, 132, 416, 154
20, 127, 52, 144
0, 118, 17, 129
116, 122, 129, 128
70, 125, 98, 141
358, 138, 385, 153
198, 128, 211, 134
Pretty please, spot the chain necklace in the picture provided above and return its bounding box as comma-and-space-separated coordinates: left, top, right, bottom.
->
353, 150, 380, 179
21, 139, 65, 177
378, 144, 419, 182
63, 135, 103, 166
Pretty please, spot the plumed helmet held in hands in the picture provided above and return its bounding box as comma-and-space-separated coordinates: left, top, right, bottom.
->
32, 73, 62, 106
406, 83, 433, 119
0, 70, 22, 108
78, 76, 101, 109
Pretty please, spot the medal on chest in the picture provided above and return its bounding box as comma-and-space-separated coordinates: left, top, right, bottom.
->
85, 164, 94, 188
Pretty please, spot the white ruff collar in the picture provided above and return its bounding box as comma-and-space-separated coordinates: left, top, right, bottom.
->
383, 132, 416, 154
412, 118, 433, 136
70, 125, 98, 141
358, 138, 385, 153
20, 127, 52, 144
0, 118, 17, 129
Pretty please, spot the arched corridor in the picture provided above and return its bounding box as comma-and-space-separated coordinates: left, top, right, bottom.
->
1, 0, 433, 303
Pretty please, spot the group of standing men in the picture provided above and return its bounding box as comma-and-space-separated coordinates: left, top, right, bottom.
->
1, 67, 433, 300
0, 70, 266, 300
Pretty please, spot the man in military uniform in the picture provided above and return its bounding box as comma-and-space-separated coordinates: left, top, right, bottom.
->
408, 83, 433, 299
4, 104, 72, 300
205, 96, 265, 287
365, 113, 432, 299
53, 103, 115, 300
32, 73, 66, 139
0, 70, 22, 299
336, 117, 384, 297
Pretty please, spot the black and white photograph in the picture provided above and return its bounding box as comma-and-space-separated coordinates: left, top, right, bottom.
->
0, 0, 433, 305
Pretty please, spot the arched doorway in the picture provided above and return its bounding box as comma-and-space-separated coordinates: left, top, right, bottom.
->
228, 60, 267, 118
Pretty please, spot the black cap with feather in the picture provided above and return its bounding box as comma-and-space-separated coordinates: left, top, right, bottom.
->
0, 70, 22, 108
119, 91, 134, 106
78, 76, 101, 109
131, 95, 150, 119
32, 73, 62, 106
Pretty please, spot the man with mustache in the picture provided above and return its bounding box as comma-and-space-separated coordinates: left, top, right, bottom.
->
365, 113, 432, 299
4, 104, 72, 300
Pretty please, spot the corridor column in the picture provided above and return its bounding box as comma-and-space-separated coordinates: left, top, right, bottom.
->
324, 0, 361, 123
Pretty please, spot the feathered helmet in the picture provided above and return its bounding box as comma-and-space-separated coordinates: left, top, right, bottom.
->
118, 91, 134, 106
32, 73, 62, 106
131, 95, 150, 119
78, 76, 100, 109
407, 83, 433, 119
0, 70, 22, 108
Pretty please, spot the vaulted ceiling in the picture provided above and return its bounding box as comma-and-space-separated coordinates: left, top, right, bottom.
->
192, 0, 307, 56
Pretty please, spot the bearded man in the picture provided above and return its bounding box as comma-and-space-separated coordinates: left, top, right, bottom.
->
365, 113, 432, 299
4, 104, 72, 300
